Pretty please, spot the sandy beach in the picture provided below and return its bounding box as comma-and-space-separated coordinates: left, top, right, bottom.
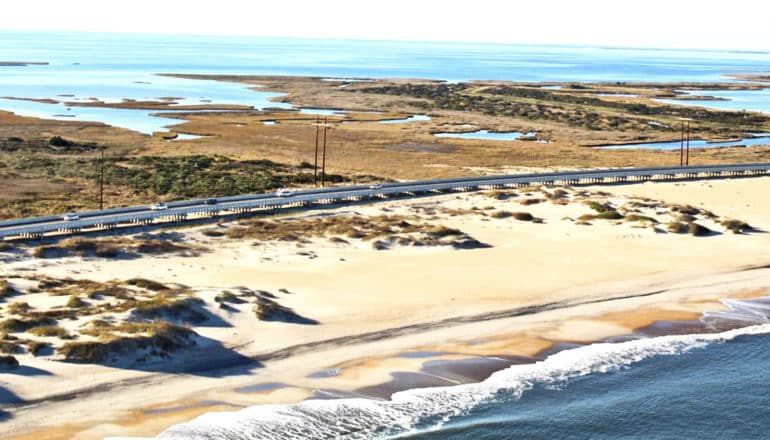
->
2, 175, 770, 439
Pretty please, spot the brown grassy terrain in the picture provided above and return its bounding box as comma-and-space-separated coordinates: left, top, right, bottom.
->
2, 75, 770, 220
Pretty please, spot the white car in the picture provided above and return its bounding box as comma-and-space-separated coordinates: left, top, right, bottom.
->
150, 203, 168, 211
276, 189, 295, 197
62, 213, 80, 221
369, 183, 383, 189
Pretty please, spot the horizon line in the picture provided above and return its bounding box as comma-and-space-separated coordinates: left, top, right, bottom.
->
2, 28, 769, 55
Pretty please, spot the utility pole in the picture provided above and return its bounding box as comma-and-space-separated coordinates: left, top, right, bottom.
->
321, 117, 328, 187
313, 116, 320, 186
99, 145, 105, 210
685, 119, 691, 166
679, 119, 685, 167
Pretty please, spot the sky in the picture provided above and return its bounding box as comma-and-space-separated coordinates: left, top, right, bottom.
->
1, 0, 769, 51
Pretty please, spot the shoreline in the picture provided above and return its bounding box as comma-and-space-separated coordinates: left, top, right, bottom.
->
8, 286, 761, 440
3, 175, 770, 439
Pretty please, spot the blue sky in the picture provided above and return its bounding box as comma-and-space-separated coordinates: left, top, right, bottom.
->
2, 0, 769, 51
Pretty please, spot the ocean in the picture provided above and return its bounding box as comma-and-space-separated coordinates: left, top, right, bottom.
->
1, 31, 770, 133
154, 309, 770, 439
4, 32, 770, 439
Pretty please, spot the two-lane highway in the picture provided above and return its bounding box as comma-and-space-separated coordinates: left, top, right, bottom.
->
2, 163, 769, 240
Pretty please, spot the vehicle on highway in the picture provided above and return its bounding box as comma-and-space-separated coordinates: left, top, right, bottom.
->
62, 213, 80, 221
204, 198, 218, 205
150, 203, 168, 211
276, 189, 295, 197
369, 183, 383, 189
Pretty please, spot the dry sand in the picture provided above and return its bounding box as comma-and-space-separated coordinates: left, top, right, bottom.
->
2, 176, 770, 439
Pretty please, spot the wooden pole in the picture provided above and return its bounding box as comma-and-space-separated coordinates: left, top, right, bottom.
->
679, 120, 684, 166
685, 120, 690, 166
313, 116, 320, 186
321, 117, 328, 187
99, 145, 105, 210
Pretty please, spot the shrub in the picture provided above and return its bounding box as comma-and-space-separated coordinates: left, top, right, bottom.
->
520, 198, 544, 206
551, 189, 569, 199
57, 323, 196, 363
667, 222, 688, 233
130, 297, 207, 324
7, 302, 30, 315
490, 211, 512, 219
202, 229, 225, 237
688, 222, 712, 237
66, 295, 88, 308
427, 226, 463, 238
253, 298, 318, 324
0, 280, 11, 298
0, 317, 55, 332
624, 214, 658, 223
668, 204, 700, 215
48, 135, 73, 147
125, 278, 169, 291
27, 325, 71, 339
512, 212, 535, 221
586, 201, 615, 213
0, 355, 18, 369
485, 190, 506, 200
214, 291, 245, 304
721, 219, 752, 233
27, 341, 49, 355
0, 340, 19, 354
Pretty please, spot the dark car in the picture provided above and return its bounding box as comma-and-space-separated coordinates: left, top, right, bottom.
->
204, 198, 218, 205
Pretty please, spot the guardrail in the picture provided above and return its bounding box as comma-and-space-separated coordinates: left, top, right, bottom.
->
2, 163, 768, 240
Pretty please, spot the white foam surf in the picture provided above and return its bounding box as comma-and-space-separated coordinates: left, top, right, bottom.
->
111, 323, 770, 440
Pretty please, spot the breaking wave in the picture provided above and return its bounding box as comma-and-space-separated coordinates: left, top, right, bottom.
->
125, 323, 770, 440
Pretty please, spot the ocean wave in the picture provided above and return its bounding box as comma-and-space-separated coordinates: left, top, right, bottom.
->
111, 323, 770, 440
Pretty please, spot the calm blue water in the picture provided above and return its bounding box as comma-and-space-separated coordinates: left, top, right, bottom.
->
434, 130, 536, 141
658, 88, 770, 114
598, 135, 770, 150
2, 31, 770, 133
